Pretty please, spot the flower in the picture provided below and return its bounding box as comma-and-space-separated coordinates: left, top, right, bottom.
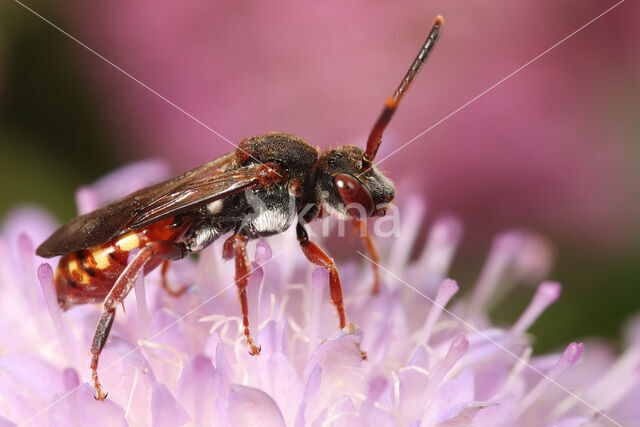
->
0, 160, 639, 426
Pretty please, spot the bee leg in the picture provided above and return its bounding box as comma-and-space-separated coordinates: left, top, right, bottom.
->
352, 219, 381, 295
297, 223, 346, 329
90, 240, 185, 400
160, 260, 189, 297
223, 234, 261, 356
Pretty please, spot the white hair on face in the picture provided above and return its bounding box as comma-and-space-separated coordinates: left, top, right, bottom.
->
317, 188, 351, 221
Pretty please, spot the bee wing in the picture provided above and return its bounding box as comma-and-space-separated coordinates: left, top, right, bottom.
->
128, 167, 270, 229
36, 153, 281, 257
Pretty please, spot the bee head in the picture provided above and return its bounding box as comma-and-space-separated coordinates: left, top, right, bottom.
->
312, 15, 442, 221
315, 146, 395, 220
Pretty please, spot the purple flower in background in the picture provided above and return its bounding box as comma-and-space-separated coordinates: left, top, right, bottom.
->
63, 1, 640, 250
0, 161, 639, 426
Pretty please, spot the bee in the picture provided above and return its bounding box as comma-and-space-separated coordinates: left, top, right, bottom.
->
36, 16, 443, 400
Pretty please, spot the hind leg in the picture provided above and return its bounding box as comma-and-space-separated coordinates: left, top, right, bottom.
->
91, 240, 185, 400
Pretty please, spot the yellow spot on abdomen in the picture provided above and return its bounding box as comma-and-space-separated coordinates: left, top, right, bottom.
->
67, 259, 79, 273
92, 247, 112, 269
117, 233, 141, 252
66, 258, 91, 284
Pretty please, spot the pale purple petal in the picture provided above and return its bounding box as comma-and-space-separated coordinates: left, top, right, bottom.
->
408, 345, 429, 368
228, 385, 286, 427
398, 366, 430, 421
254, 240, 273, 265
259, 353, 302, 426
543, 417, 594, 427
176, 355, 220, 426
1, 206, 58, 265
103, 336, 157, 384
0, 416, 16, 427
38, 263, 75, 366
151, 382, 191, 427
422, 367, 476, 425
435, 402, 493, 426
1, 165, 638, 426
295, 365, 322, 427
51, 383, 127, 427
0, 355, 64, 402
62, 368, 80, 392
215, 343, 233, 393
331, 396, 358, 427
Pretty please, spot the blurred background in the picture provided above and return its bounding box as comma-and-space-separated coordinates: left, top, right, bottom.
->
0, 0, 638, 352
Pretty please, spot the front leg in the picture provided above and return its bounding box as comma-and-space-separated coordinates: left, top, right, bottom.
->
296, 223, 346, 329
160, 260, 189, 297
352, 219, 381, 295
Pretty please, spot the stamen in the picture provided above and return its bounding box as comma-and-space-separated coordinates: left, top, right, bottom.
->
38, 263, 76, 366
18, 234, 43, 318
418, 279, 459, 346
415, 215, 463, 291
467, 232, 523, 318
253, 242, 272, 321
254, 240, 272, 265
503, 346, 533, 393
388, 196, 426, 277
511, 281, 561, 336
516, 342, 584, 417
247, 261, 264, 335
423, 335, 469, 401
512, 234, 553, 283
131, 249, 149, 337
588, 343, 640, 412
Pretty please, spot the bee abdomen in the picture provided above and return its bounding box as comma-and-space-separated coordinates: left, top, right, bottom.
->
54, 233, 143, 309
54, 216, 190, 310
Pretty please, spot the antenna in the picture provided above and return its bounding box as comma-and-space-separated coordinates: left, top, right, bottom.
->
362, 15, 444, 170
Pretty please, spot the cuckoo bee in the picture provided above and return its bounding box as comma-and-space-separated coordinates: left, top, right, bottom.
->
36, 16, 444, 400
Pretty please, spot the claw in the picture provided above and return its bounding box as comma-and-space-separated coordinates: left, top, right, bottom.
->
94, 388, 108, 401
248, 340, 262, 356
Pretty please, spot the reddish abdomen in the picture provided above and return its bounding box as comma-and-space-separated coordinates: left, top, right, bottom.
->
55, 217, 189, 309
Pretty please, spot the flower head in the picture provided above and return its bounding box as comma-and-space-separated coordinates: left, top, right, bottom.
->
0, 161, 638, 426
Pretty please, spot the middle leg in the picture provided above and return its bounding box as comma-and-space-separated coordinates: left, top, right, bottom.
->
223, 234, 261, 355
160, 260, 189, 297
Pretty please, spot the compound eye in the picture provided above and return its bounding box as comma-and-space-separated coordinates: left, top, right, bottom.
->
334, 174, 375, 218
